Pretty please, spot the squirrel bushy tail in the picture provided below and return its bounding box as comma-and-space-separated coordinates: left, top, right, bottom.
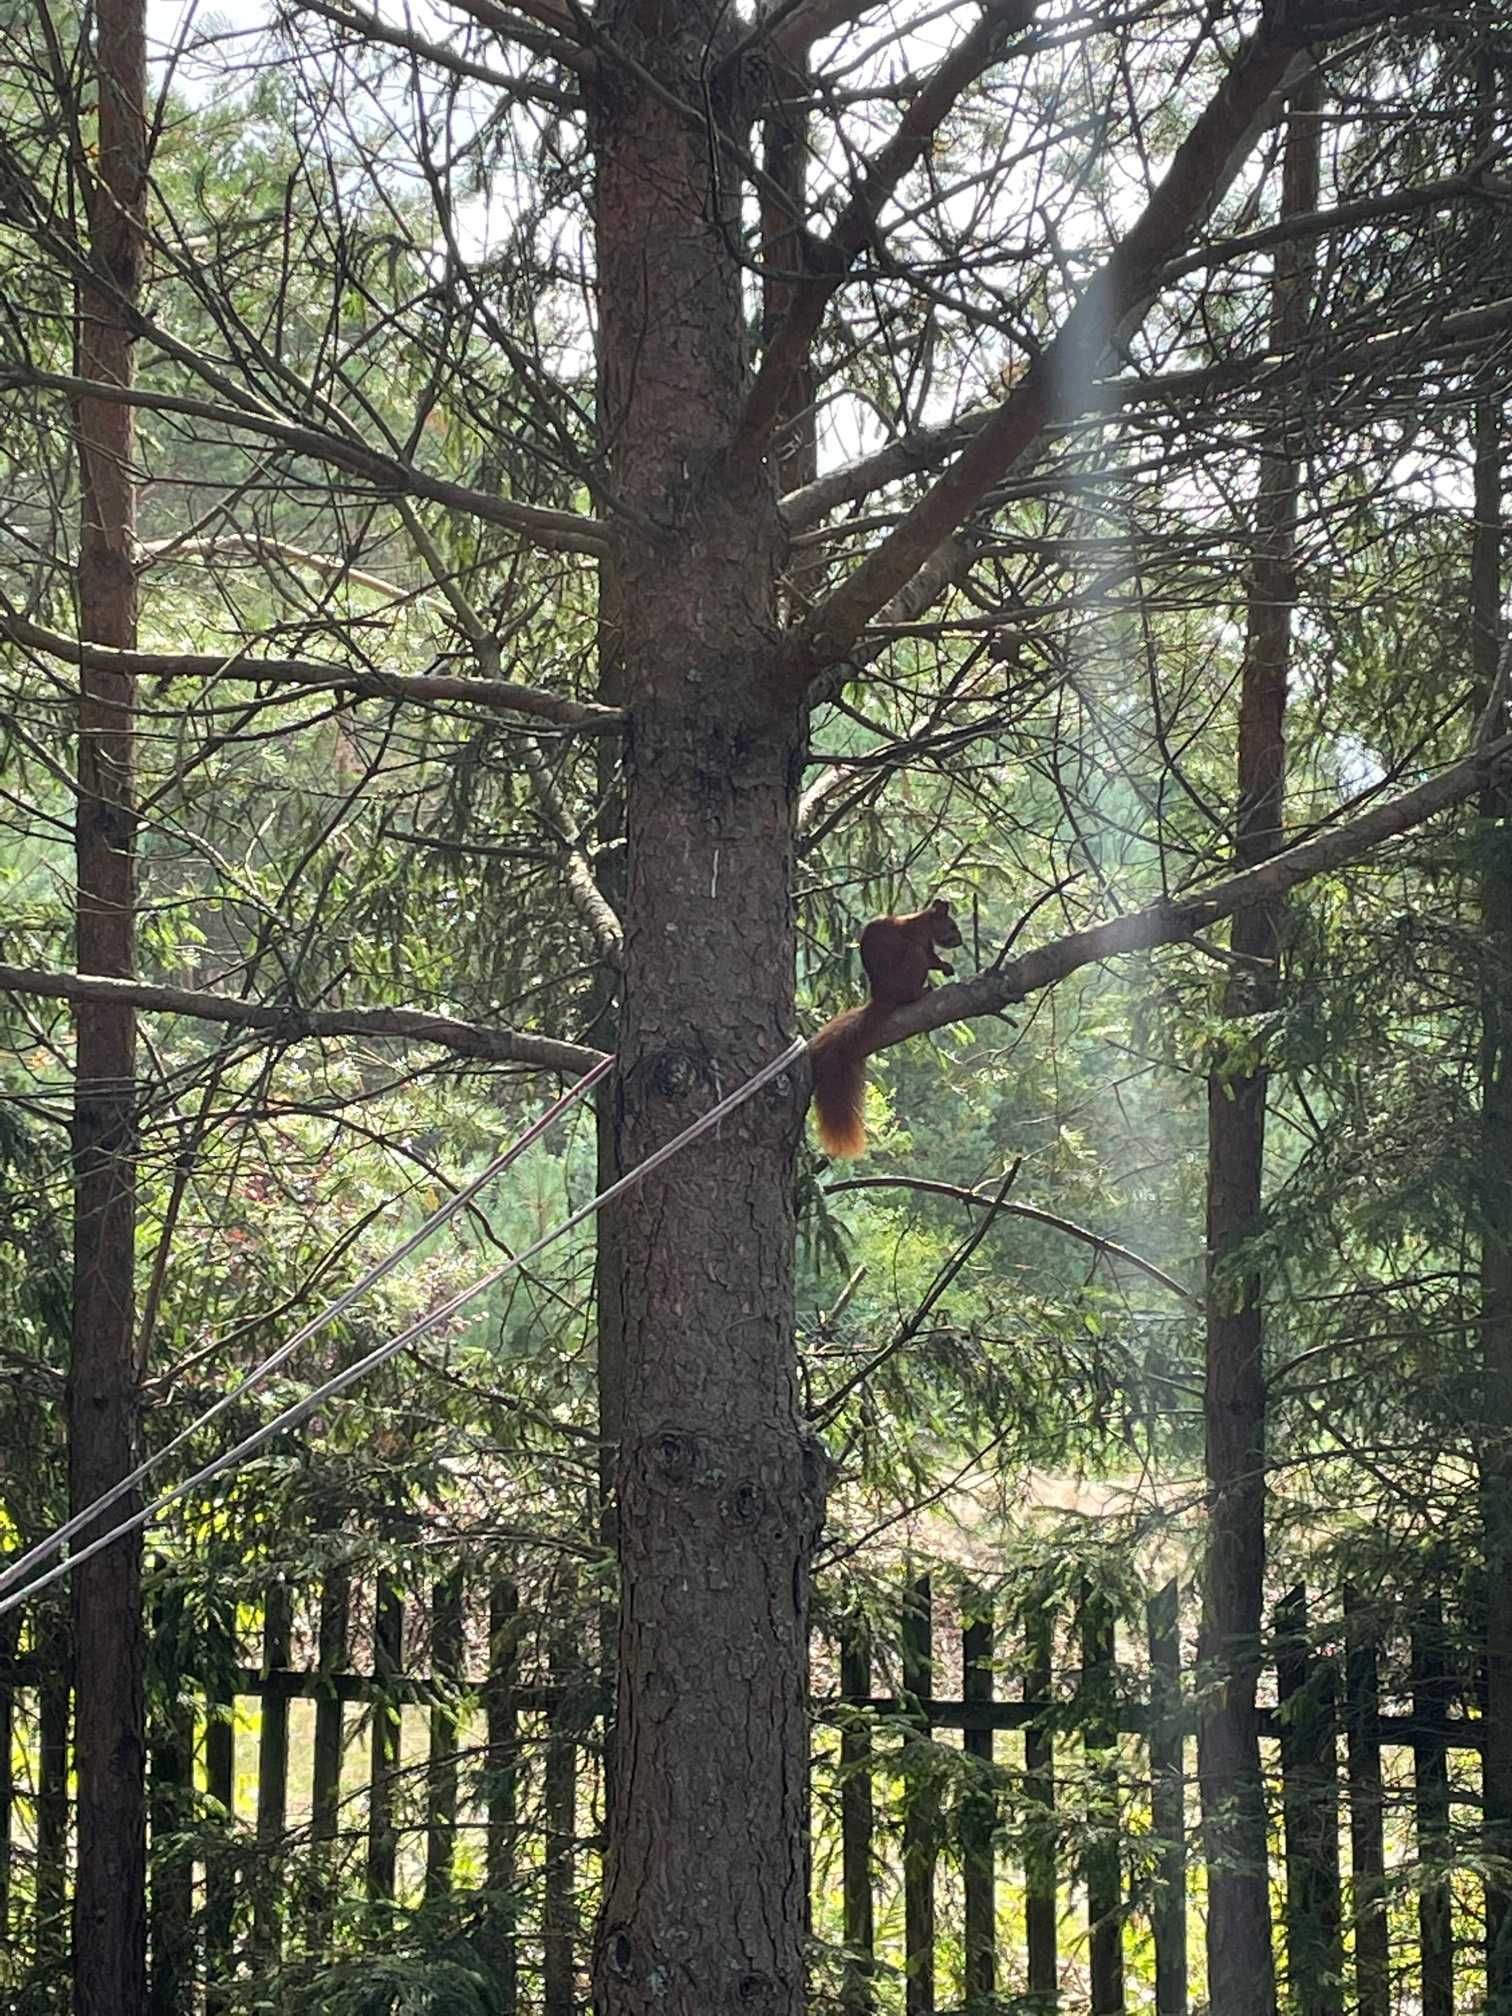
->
809, 1002, 887, 1158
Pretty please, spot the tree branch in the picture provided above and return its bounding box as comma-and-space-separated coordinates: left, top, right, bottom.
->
782, 287, 1512, 536
784, 15, 1314, 673
366, 0, 596, 76
762, 0, 887, 63
293, 0, 579, 106
728, 0, 1037, 473
395, 499, 626, 965
837, 725, 1512, 1053
0, 963, 607, 1076
0, 611, 623, 731
824, 1173, 1200, 1307
139, 533, 416, 599
1161, 160, 1508, 284
0, 366, 608, 555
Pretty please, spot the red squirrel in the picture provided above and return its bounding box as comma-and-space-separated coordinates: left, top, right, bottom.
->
809, 899, 963, 1158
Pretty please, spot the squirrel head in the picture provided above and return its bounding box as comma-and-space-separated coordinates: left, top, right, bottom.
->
928, 898, 963, 948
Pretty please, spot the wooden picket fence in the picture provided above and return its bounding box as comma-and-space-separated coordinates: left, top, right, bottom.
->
0, 1567, 1492, 2012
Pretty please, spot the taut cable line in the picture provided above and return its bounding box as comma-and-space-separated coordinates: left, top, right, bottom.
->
0, 1037, 806, 1619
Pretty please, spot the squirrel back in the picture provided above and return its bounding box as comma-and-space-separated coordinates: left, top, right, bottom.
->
809, 901, 962, 1158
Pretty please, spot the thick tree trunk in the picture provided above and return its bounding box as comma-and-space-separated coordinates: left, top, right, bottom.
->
589, 12, 823, 2014
1475, 379, 1512, 2003
1197, 70, 1321, 2016
68, 0, 147, 2010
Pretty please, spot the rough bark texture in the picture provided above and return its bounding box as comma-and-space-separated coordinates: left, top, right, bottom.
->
588, 12, 824, 2013
1475, 376, 1512, 2004
1197, 70, 1321, 2016
68, 0, 147, 2009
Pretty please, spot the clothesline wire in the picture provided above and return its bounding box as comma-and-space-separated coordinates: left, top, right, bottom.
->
0, 1037, 806, 1621
0, 1056, 614, 1602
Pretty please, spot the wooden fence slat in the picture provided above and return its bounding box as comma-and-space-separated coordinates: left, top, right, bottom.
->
0, 1613, 16, 1946
1276, 1585, 1343, 2016
840, 1621, 875, 2015
254, 1582, 293, 1959
1080, 1585, 1123, 2016
204, 1607, 238, 2011
310, 1558, 351, 1939
1343, 1586, 1389, 2016
366, 1571, 403, 1907
147, 1579, 193, 2016
425, 1572, 464, 1901
1411, 1598, 1454, 2016
34, 1615, 69, 1970
486, 1580, 521, 2015
1146, 1582, 1187, 2016
1023, 1596, 1058, 2010
961, 1593, 995, 2009
902, 1574, 935, 2016
544, 1622, 579, 2016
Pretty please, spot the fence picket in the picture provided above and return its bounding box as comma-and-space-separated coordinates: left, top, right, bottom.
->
425, 1572, 464, 1901
1023, 1595, 1058, 2011
310, 1557, 351, 1938
254, 1582, 293, 1960
366, 1571, 403, 1906
902, 1575, 935, 2016
544, 1620, 580, 2016
147, 1578, 193, 2016
1147, 1583, 1186, 2016
1080, 1586, 1123, 2016
1343, 1586, 1389, 2016
961, 1591, 996, 2009
486, 1580, 521, 2015
840, 1620, 875, 2015
1276, 1585, 1343, 2016
1411, 1599, 1454, 2016
204, 1604, 238, 2010
0, 1612, 15, 1945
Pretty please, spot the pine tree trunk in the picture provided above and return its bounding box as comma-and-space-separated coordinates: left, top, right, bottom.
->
589, 12, 824, 2013
1198, 71, 1321, 2016
69, 0, 147, 2008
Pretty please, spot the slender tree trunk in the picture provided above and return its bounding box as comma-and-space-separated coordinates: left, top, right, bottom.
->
68, 1, 147, 2010
1475, 373, 1512, 2002
1198, 70, 1321, 2016
593, 562, 627, 1827
588, 12, 823, 2012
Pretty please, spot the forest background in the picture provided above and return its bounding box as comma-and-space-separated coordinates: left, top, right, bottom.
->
1, 0, 1511, 2011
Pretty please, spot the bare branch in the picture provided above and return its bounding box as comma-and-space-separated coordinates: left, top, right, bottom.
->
1161, 161, 1510, 284
824, 1173, 1201, 1307
0, 611, 624, 731
728, 0, 1037, 473
396, 500, 625, 964
302, 0, 596, 75
0, 963, 607, 1076
292, 0, 579, 105
838, 727, 1512, 1053
783, 289, 1512, 536
442, 0, 592, 66
139, 534, 416, 600
763, 0, 886, 63
520, 740, 627, 965
784, 18, 1316, 673
0, 366, 608, 555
